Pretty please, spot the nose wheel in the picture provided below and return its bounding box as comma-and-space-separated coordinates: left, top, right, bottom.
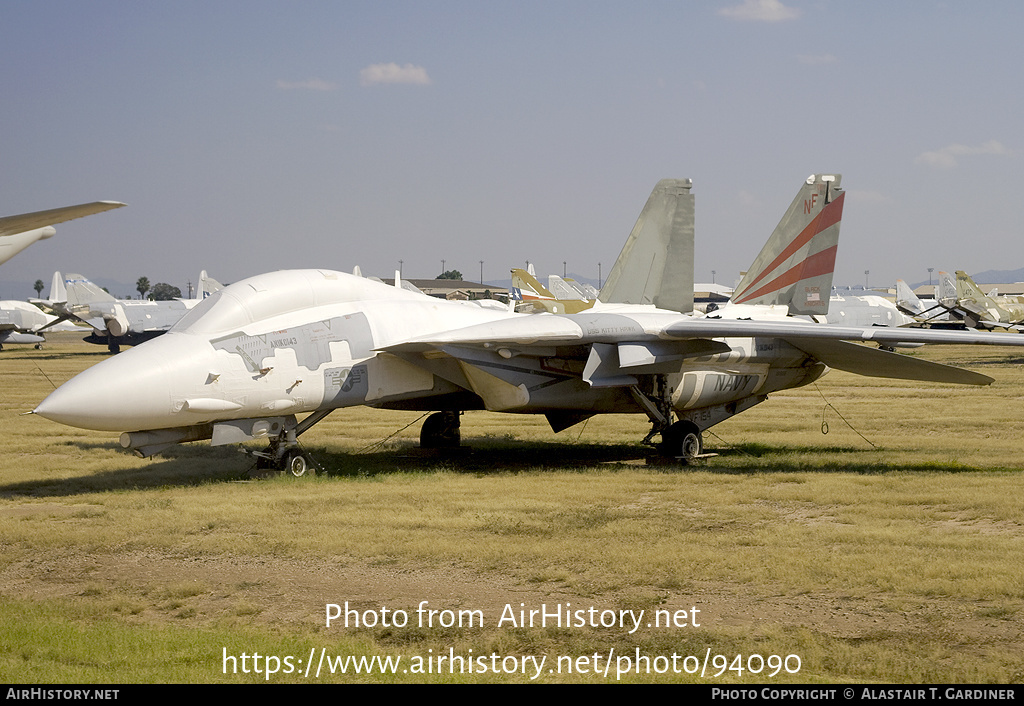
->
283, 448, 313, 477
249, 430, 316, 477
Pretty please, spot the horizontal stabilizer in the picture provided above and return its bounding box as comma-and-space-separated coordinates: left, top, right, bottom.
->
788, 338, 993, 386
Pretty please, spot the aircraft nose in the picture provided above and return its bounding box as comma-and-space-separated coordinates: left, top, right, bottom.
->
33, 333, 202, 432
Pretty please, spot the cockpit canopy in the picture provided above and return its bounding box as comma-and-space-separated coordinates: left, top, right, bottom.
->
172, 269, 413, 335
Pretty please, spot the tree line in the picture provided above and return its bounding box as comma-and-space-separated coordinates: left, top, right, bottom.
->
29, 277, 182, 301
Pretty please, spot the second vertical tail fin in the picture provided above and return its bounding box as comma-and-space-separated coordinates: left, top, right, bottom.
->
730, 174, 844, 315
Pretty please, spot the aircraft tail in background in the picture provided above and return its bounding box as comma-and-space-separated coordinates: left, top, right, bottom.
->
510, 268, 593, 314
895, 279, 927, 317
200, 270, 223, 298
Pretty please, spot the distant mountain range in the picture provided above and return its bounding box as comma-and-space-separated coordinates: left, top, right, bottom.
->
967, 268, 1024, 284
907, 267, 1024, 290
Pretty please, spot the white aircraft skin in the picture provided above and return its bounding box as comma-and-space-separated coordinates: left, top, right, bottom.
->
0, 300, 59, 348
0, 201, 125, 266
816, 294, 915, 328
32, 175, 1024, 470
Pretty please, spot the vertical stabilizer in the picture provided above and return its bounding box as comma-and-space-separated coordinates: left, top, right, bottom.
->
510, 268, 554, 301
63, 273, 116, 308
895, 279, 924, 316
937, 271, 957, 308
48, 271, 67, 304
730, 174, 844, 315
199, 270, 223, 299
547, 275, 588, 301
955, 270, 992, 305
599, 179, 694, 312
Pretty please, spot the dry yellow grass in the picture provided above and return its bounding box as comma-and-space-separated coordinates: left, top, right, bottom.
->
1, 333, 1022, 682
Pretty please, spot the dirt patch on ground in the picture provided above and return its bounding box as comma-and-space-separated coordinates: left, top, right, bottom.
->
1, 546, 1019, 645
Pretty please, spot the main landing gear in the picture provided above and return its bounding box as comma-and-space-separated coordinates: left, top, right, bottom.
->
419, 411, 462, 449
633, 375, 704, 462
658, 420, 703, 460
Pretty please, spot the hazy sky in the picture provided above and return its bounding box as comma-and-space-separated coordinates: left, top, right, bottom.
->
2, 1, 1020, 298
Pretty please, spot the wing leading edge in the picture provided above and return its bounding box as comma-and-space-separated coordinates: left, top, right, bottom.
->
381, 313, 1024, 389
0, 201, 126, 238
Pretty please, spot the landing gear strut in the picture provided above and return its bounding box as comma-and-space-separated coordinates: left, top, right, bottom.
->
633, 375, 704, 461
251, 428, 315, 476
420, 411, 461, 449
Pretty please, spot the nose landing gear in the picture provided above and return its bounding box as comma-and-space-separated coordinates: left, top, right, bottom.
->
249, 428, 316, 477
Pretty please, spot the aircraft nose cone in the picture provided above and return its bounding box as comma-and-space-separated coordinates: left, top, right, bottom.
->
34, 334, 201, 431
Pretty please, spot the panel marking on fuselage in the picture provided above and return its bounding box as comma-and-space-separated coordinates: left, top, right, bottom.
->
211, 313, 374, 373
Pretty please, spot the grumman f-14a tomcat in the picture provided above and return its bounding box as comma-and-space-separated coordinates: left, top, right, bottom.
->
32, 174, 1024, 474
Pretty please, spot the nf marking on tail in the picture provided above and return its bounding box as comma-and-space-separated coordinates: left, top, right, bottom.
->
730, 174, 844, 315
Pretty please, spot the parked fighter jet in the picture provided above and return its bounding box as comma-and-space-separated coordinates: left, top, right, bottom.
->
947, 270, 1024, 331
37, 270, 222, 353
0, 300, 62, 349
895, 272, 1024, 332
32, 174, 1024, 473
510, 267, 593, 314
894, 278, 960, 328
0, 201, 124, 266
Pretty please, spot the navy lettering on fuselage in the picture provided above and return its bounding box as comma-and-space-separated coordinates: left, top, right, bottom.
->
712, 374, 757, 392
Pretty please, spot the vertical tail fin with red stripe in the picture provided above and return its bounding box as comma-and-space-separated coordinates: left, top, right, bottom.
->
730, 174, 844, 315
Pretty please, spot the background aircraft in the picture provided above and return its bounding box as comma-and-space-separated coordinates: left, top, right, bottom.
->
509, 266, 592, 314
33, 174, 1024, 474
0, 201, 124, 266
0, 300, 61, 349
894, 279, 958, 326
896, 272, 1024, 332
948, 270, 1024, 331
36, 270, 222, 353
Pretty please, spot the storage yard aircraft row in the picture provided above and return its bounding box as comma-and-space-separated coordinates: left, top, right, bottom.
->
17, 174, 1024, 474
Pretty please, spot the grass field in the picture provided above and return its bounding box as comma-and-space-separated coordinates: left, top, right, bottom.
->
1, 332, 1022, 683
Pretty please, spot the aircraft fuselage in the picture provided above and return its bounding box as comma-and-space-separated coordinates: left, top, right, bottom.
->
33, 271, 828, 447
